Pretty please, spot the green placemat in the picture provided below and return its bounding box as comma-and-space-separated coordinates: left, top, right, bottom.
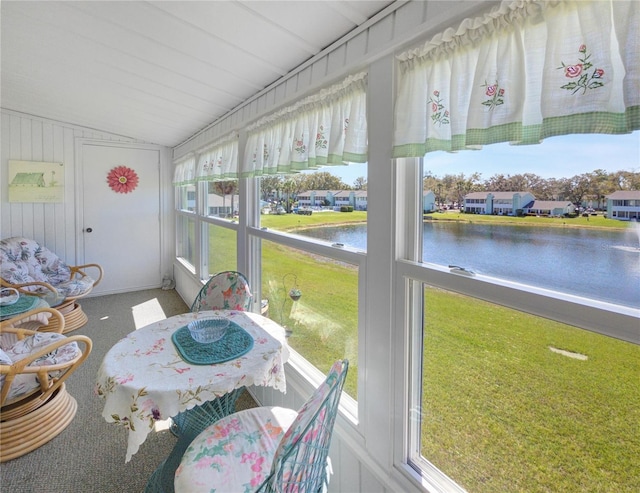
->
172, 321, 254, 365
0, 295, 40, 319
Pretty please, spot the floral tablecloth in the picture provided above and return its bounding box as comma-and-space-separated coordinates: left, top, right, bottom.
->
95, 310, 289, 462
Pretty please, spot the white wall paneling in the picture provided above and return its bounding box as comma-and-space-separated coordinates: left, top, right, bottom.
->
1, 109, 174, 286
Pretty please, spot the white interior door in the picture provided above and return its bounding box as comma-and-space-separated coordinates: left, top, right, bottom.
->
81, 143, 161, 296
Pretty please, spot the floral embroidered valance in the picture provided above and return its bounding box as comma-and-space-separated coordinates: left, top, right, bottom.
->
172, 154, 196, 186
195, 134, 239, 182
393, 0, 639, 158
242, 72, 368, 177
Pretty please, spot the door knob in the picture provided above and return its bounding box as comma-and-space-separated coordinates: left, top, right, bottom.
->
85, 228, 93, 233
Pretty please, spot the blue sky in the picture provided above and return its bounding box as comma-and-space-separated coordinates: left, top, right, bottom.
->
320, 132, 639, 186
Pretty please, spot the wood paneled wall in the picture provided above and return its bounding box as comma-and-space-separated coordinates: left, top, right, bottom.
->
1, 109, 148, 264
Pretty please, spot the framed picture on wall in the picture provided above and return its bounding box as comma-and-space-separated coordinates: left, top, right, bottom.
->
8, 160, 65, 203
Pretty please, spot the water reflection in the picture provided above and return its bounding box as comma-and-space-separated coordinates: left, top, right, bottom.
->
299, 222, 640, 308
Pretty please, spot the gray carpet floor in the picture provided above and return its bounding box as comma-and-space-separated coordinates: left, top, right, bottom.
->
1, 288, 257, 493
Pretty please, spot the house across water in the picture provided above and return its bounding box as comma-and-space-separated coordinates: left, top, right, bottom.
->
606, 190, 640, 221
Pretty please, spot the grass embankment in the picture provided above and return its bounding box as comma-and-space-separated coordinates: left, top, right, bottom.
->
261, 210, 367, 231
423, 288, 639, 492
426, 210, 630, 230
208, 211, 638, 491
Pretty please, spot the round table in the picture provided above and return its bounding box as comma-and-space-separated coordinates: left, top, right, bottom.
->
96, 310, 290, 492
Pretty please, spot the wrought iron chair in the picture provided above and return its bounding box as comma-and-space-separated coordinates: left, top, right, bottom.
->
0, 307, 92, 462
170, 272, 254, 439
0, 236, 103, 332
174, 359, 348, 493
190, 270, 252, 312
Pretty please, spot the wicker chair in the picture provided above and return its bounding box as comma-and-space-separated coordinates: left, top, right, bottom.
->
0, 236, 104, 332
175, 359, 348, 493
190, 271, 252, 312
0, 307, 92, 462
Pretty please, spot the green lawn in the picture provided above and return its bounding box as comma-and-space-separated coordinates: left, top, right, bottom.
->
427, 210, 629, 229
260, 210, 367, 231
422, 288, 639, 492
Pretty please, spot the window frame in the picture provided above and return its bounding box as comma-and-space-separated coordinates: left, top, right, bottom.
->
393, 156, 640, 491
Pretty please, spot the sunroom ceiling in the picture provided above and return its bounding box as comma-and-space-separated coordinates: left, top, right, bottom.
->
1, 0, 394, 148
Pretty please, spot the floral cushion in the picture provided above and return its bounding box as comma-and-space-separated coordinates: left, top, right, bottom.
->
0, 237, 93, 297
192, 271, 252, 312
0, 332, 81, 403
0, 348, 12, 390
175, 406, 298, 493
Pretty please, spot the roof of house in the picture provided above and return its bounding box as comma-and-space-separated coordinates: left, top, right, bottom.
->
298, 190, 341, 197
464, 191, 532, 199
528, 200, 572, 209
334, 190, 367, 197
10, 172, 45, 185
606, 190, 640, 199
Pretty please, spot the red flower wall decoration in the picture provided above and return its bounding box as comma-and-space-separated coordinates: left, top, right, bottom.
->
107, 166, 139, 194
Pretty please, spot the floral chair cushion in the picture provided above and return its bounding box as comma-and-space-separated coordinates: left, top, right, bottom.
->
191, 271, 253, 312
175, 406, 299, 493
0, 237, 93, 298
0, 332, 81, 403
0, 348, 11, 390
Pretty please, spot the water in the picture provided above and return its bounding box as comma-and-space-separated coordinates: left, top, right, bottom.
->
299, 222, 640, 308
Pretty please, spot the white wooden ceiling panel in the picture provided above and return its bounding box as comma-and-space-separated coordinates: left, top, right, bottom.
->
243, 1, 361, 48
1, 1, 395, 147
14, 1, 267, 95
68, 1, 288, 82
2, 18, 235, 118
151, 1, 319, 72
2, 71, 199, 145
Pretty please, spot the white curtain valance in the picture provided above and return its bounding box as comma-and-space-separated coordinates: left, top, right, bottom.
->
243, 72, 368, 177
393, 0, 639, 158
195, 134, 239, 182
172, 154, 196, 186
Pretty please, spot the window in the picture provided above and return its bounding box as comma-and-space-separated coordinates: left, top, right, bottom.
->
413, 282, 638, 492
176, 215, 196, 270
254, 161, 367, 400
205, 223, 237, 275
205, 181, 238, 219
260, 238, 360, 398
398, 134, 639, 491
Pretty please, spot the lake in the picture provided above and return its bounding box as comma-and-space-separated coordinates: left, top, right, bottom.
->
298, 222, 640, 309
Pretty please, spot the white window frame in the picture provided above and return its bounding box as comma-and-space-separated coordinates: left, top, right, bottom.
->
392, 156, 640, 491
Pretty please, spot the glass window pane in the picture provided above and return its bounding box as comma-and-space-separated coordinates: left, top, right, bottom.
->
417, 283, 639, 492
421, 133, 640, 309
205, 181, 238, 218
176, 215, 196, 268
206, 223, 237, 274
177, 185, 195, 212
261, 239, 358, 399
258, 168, 368, 250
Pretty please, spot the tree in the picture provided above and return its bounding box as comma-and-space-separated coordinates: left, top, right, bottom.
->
282, 178, 296, 213
300, 171, 349, 190
211, 180, 237, 216
260, 176, 283, 202
353, 176, 367, 190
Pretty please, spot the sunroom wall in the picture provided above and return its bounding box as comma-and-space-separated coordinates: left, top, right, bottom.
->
168, 1, 637, 491
172, 3, 497, 491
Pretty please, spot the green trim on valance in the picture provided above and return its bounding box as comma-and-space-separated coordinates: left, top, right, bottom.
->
393, 109, 639, 158
243, 72, 368, 178
392, 0, 639, 159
